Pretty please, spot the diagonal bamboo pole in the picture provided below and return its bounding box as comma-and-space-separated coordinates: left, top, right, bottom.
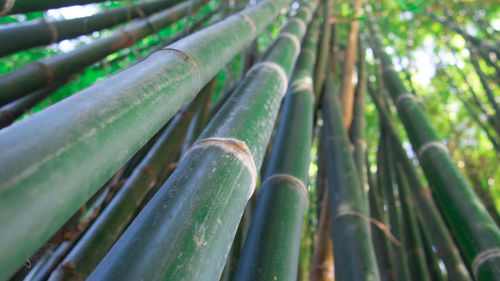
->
87, 2, 310, 280
233, 7, 318, 280
0, 0, 183, 57
0, 0, 291, 279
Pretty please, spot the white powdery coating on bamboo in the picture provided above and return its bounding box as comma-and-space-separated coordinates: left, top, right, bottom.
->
472, 248, 500, 280
278, 32, 301, 57
395, 92, 422, 107
417, 141, 449, 159
291, 83, 314, 98
185, 137, 258, 199
248, 61, 288, 97
0, 0, 14, 16
260, 173, 308, 197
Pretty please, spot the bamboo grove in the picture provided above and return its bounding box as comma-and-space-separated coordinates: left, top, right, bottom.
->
0, 0, 499, 280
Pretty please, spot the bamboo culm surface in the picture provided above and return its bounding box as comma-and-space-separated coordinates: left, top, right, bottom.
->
0, 0, 290, 279
0, 0, 207, 105
0, 0, 183, 57
87, 0, 310, 280
234, 5, 318, 280
368, 14, 500, 281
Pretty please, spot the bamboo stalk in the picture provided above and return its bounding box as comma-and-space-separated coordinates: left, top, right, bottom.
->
0, 0, 290, 279
87, 2, 309, 280
368, 85, 473, 281
395, 163, 431, 281
0, 0, 207, 105
368, 13, 500, 280
322, 72, 380, 280
0, 0, 183, 57
0, 0, 120, 16
313, 0, 332, 100
46, 80, 215, 281
418, 219, 445, 281
233, 9, 319, 280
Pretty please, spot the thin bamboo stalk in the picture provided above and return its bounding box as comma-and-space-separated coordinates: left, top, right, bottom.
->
368, 86, 473, 281
87, 3, 309, 280
418, 219, 445, 281
0, 0, 183, 57
0, 0, 118, 16
233, 9, 318, 280
368, 13, 500, 280
46, 80, 215, 281
313, 0, 332, 100
322, 73, 380, 280
0, 0, 290, 279
0, 0, 207, 105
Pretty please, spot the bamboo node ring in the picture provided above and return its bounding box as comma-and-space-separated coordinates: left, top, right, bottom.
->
334, 211, 401, 246
417, 141, 448, 159
249, 61, 288, 97
472, 248, 500, 280
289, 18, 307, 37
40, 19, 58, 43
260, 173, 308, 197
0, 0, 15, 17
33, 61, 55, 87
301, 48, 316, 61
395, 92, 422, 107
239, 14, 256, 37
184, 138, 258, 198
278, 32, 301, 57
162, 48, 202, 95
300, 6, 312, 22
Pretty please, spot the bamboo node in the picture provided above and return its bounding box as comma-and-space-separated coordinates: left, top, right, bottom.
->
0, 0, 14, 16
248, 62, 288, 97
278, 32, 301, 58
185, 138, 258, 199
239, 14, 256, 37
289, 18, 307, 37
395, 92, 422, 107
417, 141, 448, 159
291, 83, 314, 99
162, 47, 202, 95
260, 173, 308, 197
334, 211, 401, 246
39, 19, 58, 43
301, 48, 316, 61
33, 61, 55, 87
472, 248, 500, 280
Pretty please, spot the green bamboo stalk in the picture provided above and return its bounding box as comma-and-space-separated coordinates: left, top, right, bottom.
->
0, 0, 290, 279
368, 85, 473, 281
87, 2, 309, 280
367, 157, 395, 281
379, 130, 412, 281
313, 0, 332, 100
418, 219, 445, 281
0, 80, 66, 129
322, 73, 380, 281
395, 163, 431, 281
0, 0, 183, 57
233, 8, 319, 280
0, 0, 119, 16
46, 80, 215, 281
368, 12, 500, 280
0, 0, 207, 106
349, 39, 367, 198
